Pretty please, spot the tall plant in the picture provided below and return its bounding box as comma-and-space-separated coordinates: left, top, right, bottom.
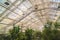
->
42, 21, 60, 40
25, 28, 34, 40
9, 25, 26, 40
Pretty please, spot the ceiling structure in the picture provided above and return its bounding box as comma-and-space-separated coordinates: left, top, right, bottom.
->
0, 0, 60, 33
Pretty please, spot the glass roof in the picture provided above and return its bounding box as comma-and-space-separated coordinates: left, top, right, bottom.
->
0, 0, 60, 33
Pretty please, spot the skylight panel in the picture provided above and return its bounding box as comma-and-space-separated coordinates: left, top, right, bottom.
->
23, 0, 32, 9
0, 24, 7, 30
14, 9, 23, 16
7, 12, 20, 20
18, 4, 27, 11
51, 0, 60, 2
1, 19, 13, 24
0, 0, 7, 4
0, 6, 6, 14
8, 0, 16, 3
50, 3, 58, 8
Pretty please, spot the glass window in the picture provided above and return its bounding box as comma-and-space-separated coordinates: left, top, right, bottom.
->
0, 6, 6, 14
8, 12, 20, 20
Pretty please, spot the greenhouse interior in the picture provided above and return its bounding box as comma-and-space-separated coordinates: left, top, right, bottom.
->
0, 0, 60, 40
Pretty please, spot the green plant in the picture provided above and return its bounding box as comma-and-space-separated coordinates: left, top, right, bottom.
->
9, 25, 26, 40
0, 20, 60, 40
42, 21, 60, 40
25, 28, 34, 40
33, 31, 42, 40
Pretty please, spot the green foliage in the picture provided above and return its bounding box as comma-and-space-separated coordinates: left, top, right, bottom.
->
33, 31, 42, 40
9, 25, 26, 40
54, 16, 60, 29
0, 21, 60, 40
54, 21, 60, 29
9, 26, 20, 40
25, 28, 34, 40
41, 21, 60, 40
